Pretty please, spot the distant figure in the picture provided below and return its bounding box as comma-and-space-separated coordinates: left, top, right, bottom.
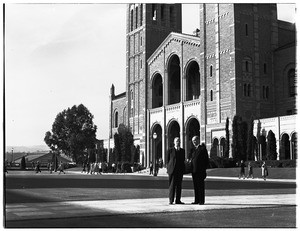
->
112, 163, 116, 173
81, 162, 87, 173
149, 162, 153, 175
261, 161, 268, 180
247, 162, 254, 179
49, 162, 53, 174
239, 160, 246, 179
35, 161, 41, 173
32, 161, 35, 171
58, 161, 65, 174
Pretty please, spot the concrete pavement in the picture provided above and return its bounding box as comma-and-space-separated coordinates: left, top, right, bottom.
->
6, 194, 296, 221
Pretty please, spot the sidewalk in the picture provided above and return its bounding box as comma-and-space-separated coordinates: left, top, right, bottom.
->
6, 194, 296, 221
67, 168, 296, 183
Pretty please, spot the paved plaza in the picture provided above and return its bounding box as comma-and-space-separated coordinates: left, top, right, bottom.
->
4, 169, 297, 228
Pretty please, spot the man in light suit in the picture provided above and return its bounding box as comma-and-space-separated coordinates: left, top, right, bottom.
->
191, 136, 209, 205
167, 137, 185, 205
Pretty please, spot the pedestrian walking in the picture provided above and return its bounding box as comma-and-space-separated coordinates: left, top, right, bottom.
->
81, 162, 87, 173
261, 161, 268, 180
35, 161, 41, 173
239, 160, 246, 179
58, 161, 65, 174
190, 136, 209, 205
167, 137, 185, 205
149, 161, 153, 175
247, 162, 254, 179
112, 163, 116, 173
49, 162, 53, 174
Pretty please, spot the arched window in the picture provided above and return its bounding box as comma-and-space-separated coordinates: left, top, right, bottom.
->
288, 69, 296, 97
264, 63, 267, 74
161, 4, 165, 20
135, 6, 138, 29
210, 65, 213, 77
243, 84, 247, 96
247, 84, 251, 97
130, 9, 134, 31
114, 111, 118, 127
243, 57, 253, 73
266, 86, 269, 99
131, 90, 134, 116
140, 4, 143, 26
152, 4, 157, 20
210, 90, 213, 101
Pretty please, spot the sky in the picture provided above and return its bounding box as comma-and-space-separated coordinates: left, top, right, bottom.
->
4, 3, 296, 147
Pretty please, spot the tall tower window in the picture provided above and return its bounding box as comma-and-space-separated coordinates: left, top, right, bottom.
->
170, 6, 174, 27
245, 24, 248, 36
130, 9, 134, 31
262, 86, 265, 99
161, 5, 165, 20
247, 84, 251, 97
288, 69, 296, 97
135, 6, 138, 29
264, 63, 267, 74
243, 84, 247, 96
245, 61, 249, 72
266, 86, 269, 99
210, 90, 213, 101
210, 65, 213, 77
114, 111, 118, 127
152, 4, 157, 20
140, 4, 143, 26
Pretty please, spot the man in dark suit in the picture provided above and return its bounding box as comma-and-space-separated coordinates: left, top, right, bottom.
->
191, 136, 209, 205
167, 137, 185, 205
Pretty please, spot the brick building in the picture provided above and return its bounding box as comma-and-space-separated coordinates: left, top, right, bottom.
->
106, 4, 296, 166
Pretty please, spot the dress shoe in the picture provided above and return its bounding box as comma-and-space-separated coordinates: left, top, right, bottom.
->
169, 202, 173, 205
175, 201, 185, 204
191, 202, 199, 204
199, 202, 204, 205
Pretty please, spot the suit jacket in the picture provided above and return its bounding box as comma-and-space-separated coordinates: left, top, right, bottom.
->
167, 147, 185, 175
191, 144, 209, 178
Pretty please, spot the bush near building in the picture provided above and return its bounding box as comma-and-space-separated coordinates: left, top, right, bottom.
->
209, 157, 296, 168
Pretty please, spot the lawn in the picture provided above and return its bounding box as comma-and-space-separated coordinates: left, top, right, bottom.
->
207, 167, 296, 179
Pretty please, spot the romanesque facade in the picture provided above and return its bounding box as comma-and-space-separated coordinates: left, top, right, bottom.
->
106, 4, 296, 166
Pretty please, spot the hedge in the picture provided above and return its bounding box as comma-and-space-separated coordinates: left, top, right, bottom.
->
209, 157, 296, 168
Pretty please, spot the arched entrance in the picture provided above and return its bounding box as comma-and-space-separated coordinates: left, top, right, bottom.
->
167, 120, 180, 150
220, 137, 225, 157
280, 133, 290, 160
151, 124, 162, 167
186, 61, 200, 101
210, 138, 219, 157
291, 132, 297, 159
258, 135, 266, 160
168, 55, 181, 105
185, 117, 200, 159
152, 73, 163, 108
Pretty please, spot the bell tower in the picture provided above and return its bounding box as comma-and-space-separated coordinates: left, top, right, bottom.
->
126, 3, 182, 158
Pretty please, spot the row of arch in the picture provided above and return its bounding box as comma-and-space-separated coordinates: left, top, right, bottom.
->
211, 132, 297, 160
151, 117, 200, 164
152, 54, 201, 108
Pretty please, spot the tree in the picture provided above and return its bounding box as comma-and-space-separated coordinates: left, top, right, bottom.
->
231, 115, 248, 161
44, 104, 97, 163
246, 117, 254, 160
267, 130, 277, 160
231, 115, 240, 160
20, 156, 26, 170
224, 117, 230, 158
113, 124, 134, 163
